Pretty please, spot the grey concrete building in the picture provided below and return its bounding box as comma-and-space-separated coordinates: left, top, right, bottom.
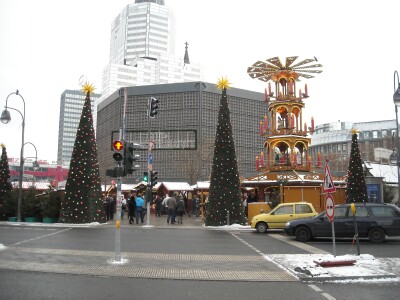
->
96, 81, 265, 184
309, 120, 397, 174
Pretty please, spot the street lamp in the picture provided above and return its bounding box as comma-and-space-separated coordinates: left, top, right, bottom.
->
24, 142, 40, 170
393, 71, 400, 204
1, 90, 26, 221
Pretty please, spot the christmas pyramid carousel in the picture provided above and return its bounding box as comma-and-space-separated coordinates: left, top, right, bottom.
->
243, 56, 346, 212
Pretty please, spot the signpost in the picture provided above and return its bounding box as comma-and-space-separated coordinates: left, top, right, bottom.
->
325, 193, 336, 257
323, 160, 336, 257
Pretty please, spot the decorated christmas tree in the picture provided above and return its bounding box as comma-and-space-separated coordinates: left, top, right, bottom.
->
205, 77, 246, 226
0, 144, 13, 220
346, 129, 368, 202
59, 83, 106, 223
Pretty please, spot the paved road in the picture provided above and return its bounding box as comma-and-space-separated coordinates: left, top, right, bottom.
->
0, 217, 399, 300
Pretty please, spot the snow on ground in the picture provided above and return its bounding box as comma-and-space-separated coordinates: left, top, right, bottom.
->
267, 253, 400, 282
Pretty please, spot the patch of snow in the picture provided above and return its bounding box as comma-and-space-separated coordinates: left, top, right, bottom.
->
108, 258, 129, 265
267, 253, 400, 282
204, 223, 252, 230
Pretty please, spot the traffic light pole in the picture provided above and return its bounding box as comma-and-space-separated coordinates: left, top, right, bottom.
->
114, 163, 122, 262
146, 112, 151, 226
114, 129, 123, 262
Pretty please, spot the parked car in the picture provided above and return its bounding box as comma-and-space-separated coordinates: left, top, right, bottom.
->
284, 203, 400, 243
250, 202, 317, 233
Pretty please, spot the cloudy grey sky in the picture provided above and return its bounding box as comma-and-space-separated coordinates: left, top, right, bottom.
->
1, 0, 399, 162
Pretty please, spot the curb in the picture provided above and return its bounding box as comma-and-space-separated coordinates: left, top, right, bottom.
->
298, 273, 397, 282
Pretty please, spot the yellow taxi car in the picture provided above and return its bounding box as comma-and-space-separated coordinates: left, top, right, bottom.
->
251, 202, 317, 233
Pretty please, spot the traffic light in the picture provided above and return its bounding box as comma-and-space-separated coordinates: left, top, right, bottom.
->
112, 140, 124, 162
123, 142, 140, 175
143, 171, 148, 182
148, 97, 159, 118
150, 171, 158, 187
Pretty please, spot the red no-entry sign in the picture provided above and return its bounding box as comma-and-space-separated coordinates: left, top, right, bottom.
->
325, 194, 335, 222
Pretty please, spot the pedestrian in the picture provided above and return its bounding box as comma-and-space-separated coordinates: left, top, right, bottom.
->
128, 191, 137, 224
103, 196, 108, 220
192, 195, 200, 217
161, 195, 168, 215
176, 195, 185, 224
154, 194, 162, 217
106, 195, 114, 221
135, 193, 145, 224
141, 194, 147, 222
121, 196, 127, 219
165, 191, 176, 224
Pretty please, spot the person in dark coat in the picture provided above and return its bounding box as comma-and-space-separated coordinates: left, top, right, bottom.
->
106, 195, 114, 221
154, 195, 162, 217
128, 191, 137, 224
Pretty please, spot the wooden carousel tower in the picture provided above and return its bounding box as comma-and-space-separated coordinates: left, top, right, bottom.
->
248, 56, 322, 173
244, 56, 346, 214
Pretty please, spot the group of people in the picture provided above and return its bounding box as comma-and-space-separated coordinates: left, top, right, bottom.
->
103, 190, 146, 224
103, 191, 204, 225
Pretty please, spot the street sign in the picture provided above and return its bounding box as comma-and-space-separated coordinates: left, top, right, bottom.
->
325, 194, 335, 222
322, 160, 336, 194
148, 153, 153, 164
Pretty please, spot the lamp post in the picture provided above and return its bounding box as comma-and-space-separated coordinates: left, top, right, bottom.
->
24, 142, 40, 170
393, 71, 400, 204
1, 90, 26, 221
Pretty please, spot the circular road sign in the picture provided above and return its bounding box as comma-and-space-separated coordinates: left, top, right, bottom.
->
325, 194, 335, 222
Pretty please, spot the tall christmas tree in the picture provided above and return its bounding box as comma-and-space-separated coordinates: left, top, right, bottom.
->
0, 144, 13, 220
205, 77, 246, 226
59, 83, 106, 223
346, 129, 368, 202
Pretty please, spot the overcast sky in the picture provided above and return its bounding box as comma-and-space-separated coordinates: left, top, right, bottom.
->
1, 0, 399, 162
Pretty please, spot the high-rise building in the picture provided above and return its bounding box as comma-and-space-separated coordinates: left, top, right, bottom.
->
57, 90, 100, 165
98, 0, 202, 104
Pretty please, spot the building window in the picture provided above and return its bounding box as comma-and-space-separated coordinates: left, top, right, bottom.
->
363, 131, 369, 139
382, 130, 387, 138
372, 131, 378, 138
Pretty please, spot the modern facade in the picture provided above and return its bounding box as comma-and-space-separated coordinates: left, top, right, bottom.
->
309, 120, 397, 173
57, 90, 100, 165
8, 158, 69, 184
98, 0, 202, 104
96, 81, 265, 184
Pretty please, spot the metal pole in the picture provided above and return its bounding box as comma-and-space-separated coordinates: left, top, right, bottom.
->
395, 105, 400, 203
146, 104, 151, 226
2, 91, 26, 222
114, 91, 125, 262
331, 221, 336, 257
17, 124, 25, 222
114, 170, 122, 261
352, 213, 361, 255
394, 71, 400, 204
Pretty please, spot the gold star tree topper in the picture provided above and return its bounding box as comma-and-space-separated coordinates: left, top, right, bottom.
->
351, 128, 360, 135
217, 76, 231, 90
81, 82, 95, 95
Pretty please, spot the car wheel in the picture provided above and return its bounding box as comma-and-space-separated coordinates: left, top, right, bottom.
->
256, 222, 268, 233
295, 226, 311, 242
368, 227, 385, 243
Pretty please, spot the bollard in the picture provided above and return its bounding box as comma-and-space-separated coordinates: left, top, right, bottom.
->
227, 210, 230, 225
